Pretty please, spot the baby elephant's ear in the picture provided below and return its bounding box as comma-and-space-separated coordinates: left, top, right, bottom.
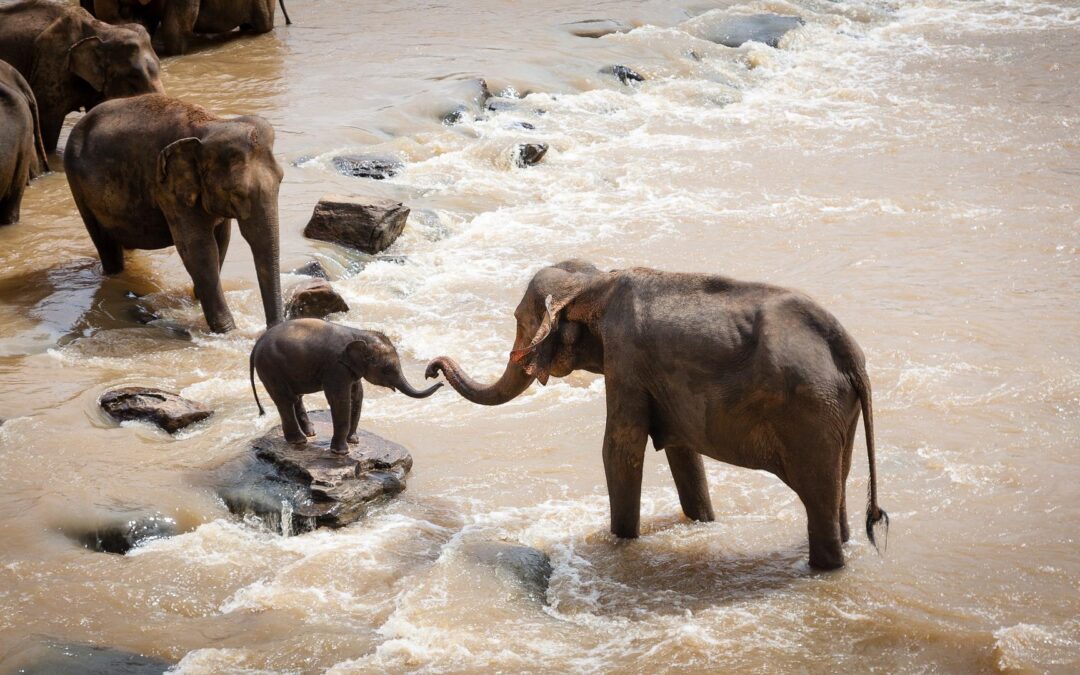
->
340, 339, 374, 377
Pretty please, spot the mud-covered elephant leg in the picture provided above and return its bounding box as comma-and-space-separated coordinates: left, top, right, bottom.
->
347, 381, 363, 444
294, 398, 314, 437
603, 385, 649, 539
71, 191, 125, 273
169, 217, 235, 332
159, 0, 200, 55
323, 376, 354, 454
665, 447, 715, 523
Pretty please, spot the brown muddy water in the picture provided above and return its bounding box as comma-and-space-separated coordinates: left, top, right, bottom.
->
1, 0, 1079, 672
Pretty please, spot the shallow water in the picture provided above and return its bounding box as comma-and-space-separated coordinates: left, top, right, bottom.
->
1, 0, 1078, 672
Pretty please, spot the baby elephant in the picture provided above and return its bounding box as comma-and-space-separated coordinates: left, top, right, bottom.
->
250, 318, 441, 453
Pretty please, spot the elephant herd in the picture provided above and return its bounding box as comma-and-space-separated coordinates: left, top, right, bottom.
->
0, 0, 888, 571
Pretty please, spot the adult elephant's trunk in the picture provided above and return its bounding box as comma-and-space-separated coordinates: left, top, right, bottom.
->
426, 356, 534, 406
391, 368, 442, 399
239, 200, 283, 328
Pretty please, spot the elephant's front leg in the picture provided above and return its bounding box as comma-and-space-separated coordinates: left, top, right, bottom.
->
347, 381, 363, 444
323, 377, 353, 455
665, 447, 715, 523
159, 0, 200, 55
603, 387, 649, 539
170, 218, 235, 333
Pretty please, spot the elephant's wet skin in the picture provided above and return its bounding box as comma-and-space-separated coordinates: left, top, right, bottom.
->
250, 318, 441, 455
0, 0, 165, 152
0, 60, 48, 225
64, 94, 285, 333
428, 260, 888, 570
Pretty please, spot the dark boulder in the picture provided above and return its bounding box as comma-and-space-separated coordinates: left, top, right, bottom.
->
332, 154, 403, 180
290, 259, 330, 279
99, 387, 212, 434
440, 78, 493, 125
66, 513, 177, 555
563, 19, 633, 38
697, 13, 804, 48
0, 641, 174, 675
461, 541, 554, 601
303, 195, 410, 255
286, 278, 349, 320
219, 410, 413, 534
514, 143, 548, 167
606, 64, 645, 85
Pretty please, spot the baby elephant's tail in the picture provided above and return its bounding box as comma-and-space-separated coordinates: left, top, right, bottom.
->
250, 350, 265, 416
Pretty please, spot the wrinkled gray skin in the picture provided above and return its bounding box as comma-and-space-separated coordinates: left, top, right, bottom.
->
427, 260, 888, 570
64, 94, 284, 333
0, 60, 49, 225
251, 319, 442, 454
0, 0, 164, 152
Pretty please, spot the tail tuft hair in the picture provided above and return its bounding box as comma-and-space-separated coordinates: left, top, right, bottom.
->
865, 504, 889, 555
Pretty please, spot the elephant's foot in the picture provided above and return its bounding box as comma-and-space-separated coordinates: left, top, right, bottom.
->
808, 536, 845, 571
284, 432, 308, 446
346, 433, 359, 444
329, 443, 349, 455
299, 419, 315, 437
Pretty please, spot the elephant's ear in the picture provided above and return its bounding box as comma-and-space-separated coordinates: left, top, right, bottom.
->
157, 137, 203, 208
340, 338, 377, 378
510, 292, 578, 385
68, 36, 106, 92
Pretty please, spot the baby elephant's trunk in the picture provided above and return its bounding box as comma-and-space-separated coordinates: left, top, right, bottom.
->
393, 371, 442, 399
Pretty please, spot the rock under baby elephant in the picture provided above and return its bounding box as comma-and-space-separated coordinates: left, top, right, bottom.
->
697, 13, 804, 48
461, 541, 554, 601
0, 640, 174, 675
514, 143, 549, 167
66, 512, 178, 555
99, 387, 213, 433
219, 410, 412, 534
286, 278, 349, 320
304, 195, 410, 255
332, 154, 404, 180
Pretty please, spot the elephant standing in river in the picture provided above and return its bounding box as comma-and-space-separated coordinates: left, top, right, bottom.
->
251, 319, 442, 454
64, 94, 284, 333
427, 260, 888, 570
0, 0, 164, 152
0, 60, 49, 225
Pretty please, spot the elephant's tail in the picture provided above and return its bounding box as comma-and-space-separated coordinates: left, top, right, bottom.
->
278, 0, 292, 25
250, 349, 265, 416
854, 368, 888, 553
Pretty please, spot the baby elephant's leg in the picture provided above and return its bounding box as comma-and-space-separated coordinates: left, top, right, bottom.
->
267, 387, 306, 445
324, 380, 353, 455
295, 398, 315, 437
347, 381, 363, 444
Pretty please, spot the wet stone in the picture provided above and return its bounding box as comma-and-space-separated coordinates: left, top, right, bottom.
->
607, 64, 645, 85
99, 387, 213, 434
0, 641, 174, 675
332, 154, 403, 180
462, 541, 553, 602
303, 194, 410, 255
290, 259, 330, 279
286, 278, 349, 320
563, 18, 633, 38
67, 513, 177, 555
514, 143, 549, 167
699, 13, 804, 48
219, 410, 412, 534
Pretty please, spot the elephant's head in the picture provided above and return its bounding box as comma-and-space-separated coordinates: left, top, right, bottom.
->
156, 116, 285, 327
341, 332, 443, 398
426, 260, 611, 405
67, 20, 164, 103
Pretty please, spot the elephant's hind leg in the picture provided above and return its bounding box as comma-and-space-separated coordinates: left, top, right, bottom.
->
787, 437, 845, 570
72, 191, 124, 274
294, 399, 314, 437
267, 387, 306, 445
665, 447, 715, 523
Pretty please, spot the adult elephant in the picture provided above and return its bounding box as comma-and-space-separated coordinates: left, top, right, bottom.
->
426, 260, 889, 570
78, 0, 166, 34
0, 0, 164, 153
64, 94, 284, 333
0, 60, 49, 225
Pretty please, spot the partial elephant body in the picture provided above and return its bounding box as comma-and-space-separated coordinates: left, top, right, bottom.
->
158, 0, 291, 55
428, 260, 888, 570
0, 0, 164, 152
0, 60, 49, 225
250, 319, 441, 454
64, 93, 285, 333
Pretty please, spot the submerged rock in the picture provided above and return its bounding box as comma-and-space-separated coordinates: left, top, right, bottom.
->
332, 154, 403, 180
303, 195, 410, 255
606, 64, 645, 85
290, 259, 330, 280
67, 513, 177, 555
462, 541, 553, 601
219, 410, 412, 534
286, 278, 349, 320
514, 143, 549, 167
563, 18, 632, 38
440, 78, 493, 125
698, 13, 804, 48
0, 641, 174, 675
99, 387, 212, 434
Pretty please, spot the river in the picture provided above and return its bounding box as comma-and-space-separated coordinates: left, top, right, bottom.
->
0, 0, 1078, 672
